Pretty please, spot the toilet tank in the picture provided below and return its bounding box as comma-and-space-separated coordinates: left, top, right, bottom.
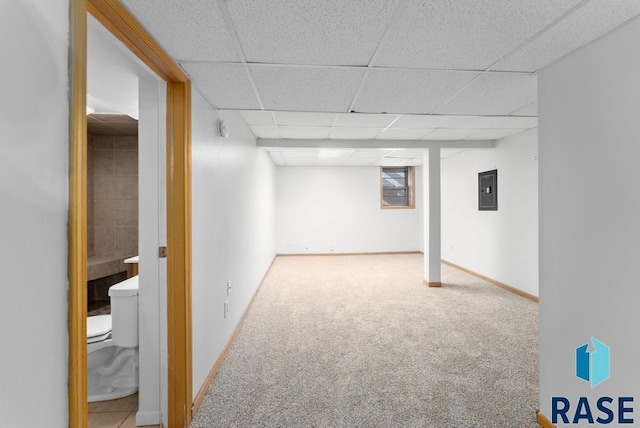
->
108, 276, 139, 348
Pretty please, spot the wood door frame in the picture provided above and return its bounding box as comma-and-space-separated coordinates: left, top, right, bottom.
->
69, 1, 193, 426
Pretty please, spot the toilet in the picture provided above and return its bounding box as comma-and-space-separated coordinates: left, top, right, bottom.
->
87, 275, 139, 402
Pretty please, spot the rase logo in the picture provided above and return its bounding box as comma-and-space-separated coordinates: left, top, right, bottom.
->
576, 337, 610, 388
551, 338, 635, 425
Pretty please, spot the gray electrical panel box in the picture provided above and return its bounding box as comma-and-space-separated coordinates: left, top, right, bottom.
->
478, 169, 498, 211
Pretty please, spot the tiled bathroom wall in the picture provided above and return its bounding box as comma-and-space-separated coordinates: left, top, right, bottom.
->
88, 135, 139, 259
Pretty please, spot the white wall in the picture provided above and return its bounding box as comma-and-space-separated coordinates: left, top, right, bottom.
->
538, 17, 640, 419
0, 1, 69, 426
441, 130, 539, 297
276, 166, 422, 254
191, 91, 276, 398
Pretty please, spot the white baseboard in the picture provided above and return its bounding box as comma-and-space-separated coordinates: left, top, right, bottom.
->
136, 410, 162, 426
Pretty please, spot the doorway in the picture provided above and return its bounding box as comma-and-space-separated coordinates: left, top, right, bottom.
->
69, 1, 193, 426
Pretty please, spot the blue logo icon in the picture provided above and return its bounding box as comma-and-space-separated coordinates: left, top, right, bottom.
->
576, 337, 610, 388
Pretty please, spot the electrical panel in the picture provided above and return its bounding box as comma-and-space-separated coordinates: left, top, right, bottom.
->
478, 169, 498, 211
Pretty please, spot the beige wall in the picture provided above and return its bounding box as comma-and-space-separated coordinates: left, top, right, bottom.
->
87, 135, 138, 280
88, 134, 139, 262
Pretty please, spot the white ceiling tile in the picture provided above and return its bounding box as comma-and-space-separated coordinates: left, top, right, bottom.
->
318, 149, 354, 160
334, 113, 398, 128
441, 148, 467, 159
330, 127, 384, 139
422, 129, 484, 140
379, 157, 410, 166
121, 0, 238, 61
181, 63, 261, 109
250, 125, 280, 138
274, 111, 337, 127
280, 149, 314, 158
509, 101, 538, 116
348, 150, 394, 160
316, 160, 347, 166
493, 0, 640, 72
267, 148, 427, 166
282, 155, 317, 162
391, 115, 462, 129
250, 66, 365, 112
279, 126, 332, 139
353, 69, 477, 114
375, 128, 431, 140
240, 111, 275, 126
227, 0, 400, 65
447, 116, 509, 129
434, 72, 537, 116
448, 116, 537, 129
383, 158, 417, 166
497, 116, 538, 129
279, 150, 312, 158
391, 150, 424, 158
373, 0, 583, 69
288, 161, 318, 166
385, 150, 422, 161
344, 160, 377, 165
465, 129, 526, 140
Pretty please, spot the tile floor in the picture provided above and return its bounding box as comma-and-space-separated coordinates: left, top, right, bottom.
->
89, 393, 161, 428
89, 393, 140, 428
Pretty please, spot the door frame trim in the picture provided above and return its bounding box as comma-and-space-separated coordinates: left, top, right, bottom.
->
69, 1, 192, 426
69, 1, 88, 426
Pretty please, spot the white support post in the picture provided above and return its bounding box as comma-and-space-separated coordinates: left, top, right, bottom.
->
423, 147, 442, 287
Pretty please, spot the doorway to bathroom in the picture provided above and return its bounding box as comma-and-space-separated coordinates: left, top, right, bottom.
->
69, 1, 193, 427
86, 12, 160, 427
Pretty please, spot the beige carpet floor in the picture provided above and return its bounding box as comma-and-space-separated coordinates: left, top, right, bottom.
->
190, 254, 539, 428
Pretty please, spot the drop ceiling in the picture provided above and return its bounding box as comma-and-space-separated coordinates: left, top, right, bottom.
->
88, 114, 138, 136
117, 0, 640, 163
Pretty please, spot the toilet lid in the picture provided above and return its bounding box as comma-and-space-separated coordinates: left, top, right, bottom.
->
87, 315, 112, 340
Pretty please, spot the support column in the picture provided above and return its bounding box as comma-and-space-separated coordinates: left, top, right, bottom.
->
423, 147, 442, 287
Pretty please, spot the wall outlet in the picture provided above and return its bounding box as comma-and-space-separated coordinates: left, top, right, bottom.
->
224, 300, 229, 319
226, 280, 231, 297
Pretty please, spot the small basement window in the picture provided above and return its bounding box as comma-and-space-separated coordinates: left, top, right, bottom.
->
381, 166, 415, 209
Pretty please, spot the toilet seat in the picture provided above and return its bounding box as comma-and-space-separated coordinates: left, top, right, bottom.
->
87, 315, 112, 344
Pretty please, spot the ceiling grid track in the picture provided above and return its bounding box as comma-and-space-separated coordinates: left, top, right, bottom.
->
215, 0, 266, 110
427, 0, 591, 116
485, 0, 593, 73
106, 1, 640, 145
425, 73, 483, 116
175, 60, 531, 75
346, 0, 409, 114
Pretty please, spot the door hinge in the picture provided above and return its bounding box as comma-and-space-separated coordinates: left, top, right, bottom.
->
159, 246, 168, 258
